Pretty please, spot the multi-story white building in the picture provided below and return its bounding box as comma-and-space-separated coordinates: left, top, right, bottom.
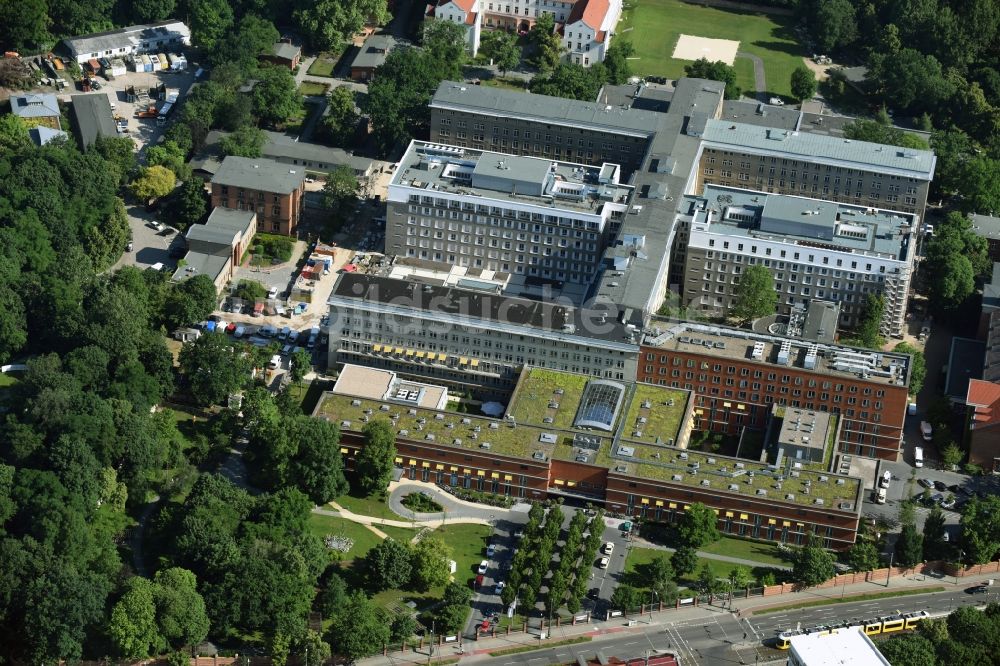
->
326, 273, 641, 392
430, 0, 621, 64
386, 140, 633, 289
682, 185, 918, 337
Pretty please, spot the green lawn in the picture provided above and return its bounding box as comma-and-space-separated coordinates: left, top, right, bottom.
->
307, 52, 341, 77
0, 372, 18, 388
299, 81, 331, 97
308, 514, 387, 561
336, 490, 403, 521
624, 545, 788, 589
698, 536, 788, 567
617, 0, 805, 98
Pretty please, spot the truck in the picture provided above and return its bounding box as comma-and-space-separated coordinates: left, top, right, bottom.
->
156, 102, 173, 125
136, 104, 158, 119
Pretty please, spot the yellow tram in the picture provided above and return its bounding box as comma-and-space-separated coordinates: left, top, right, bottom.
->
774, 611, 929, 649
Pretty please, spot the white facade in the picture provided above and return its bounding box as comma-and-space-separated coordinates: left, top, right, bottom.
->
64, 21, 191, 64
434, 0, 483, 55
562, 0, 621, 67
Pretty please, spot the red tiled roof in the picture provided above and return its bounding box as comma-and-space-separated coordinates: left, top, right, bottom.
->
566, 0, 610, 30
439, 0, 476, 12
595, 30, 606, 43
466, 11, 477, 24
967, 379, 1000, 428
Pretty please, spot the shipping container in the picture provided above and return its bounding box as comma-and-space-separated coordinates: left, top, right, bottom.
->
157, 53, 168, 70
148, 52, 160, 71
87, 58, 101, 75
109, 58, 127, 77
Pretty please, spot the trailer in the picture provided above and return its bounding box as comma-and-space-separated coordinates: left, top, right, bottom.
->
168, 53, 187, 70
140, 54, 152, 72
163, 87, 180, 103
157, 53, 169, 70
156, 102, 173, 125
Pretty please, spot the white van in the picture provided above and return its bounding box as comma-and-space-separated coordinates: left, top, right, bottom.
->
914, 446, 924, 468
875, 487, 887, 504
920, 421, 933, 442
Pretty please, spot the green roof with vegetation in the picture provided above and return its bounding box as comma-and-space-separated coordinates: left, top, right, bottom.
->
315, 367, 860, 511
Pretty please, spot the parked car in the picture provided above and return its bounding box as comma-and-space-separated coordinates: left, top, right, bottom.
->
278, 326, 291, 340
940, 497, 957, 510
260, 324, 278, 337
234, 325, 246, 338
494, 581, 505, 594
598, 556, 610, 569
225, 322, 237, 333
918, 478, 934, 489
486, 544, 496, 557
288, 330, 300, 343
473, 574, 484, 588
933, 480, 948, 492
602, 542, 615, 555
875, 487, 887, 504
879, 471, 892, 488
126, 240, 134, 251
967, 584, 990, 595
477, 560, 489, 575
920, 421, 933, 441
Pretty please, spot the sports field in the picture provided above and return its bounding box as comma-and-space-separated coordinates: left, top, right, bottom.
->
617, 0, 804, 98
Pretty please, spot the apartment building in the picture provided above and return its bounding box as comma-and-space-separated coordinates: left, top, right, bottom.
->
325, 273, 642, 393
316, 364, 864, 549
681, 185, 918, 337
638, 321, 912, 461
209, 156, 305, 236
969, 213, 1000, 263
386, 141, 633, 286
430, 0, 621, 62
696, 121, 936, 216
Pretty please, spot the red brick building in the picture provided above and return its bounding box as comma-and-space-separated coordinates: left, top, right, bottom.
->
210, 156, 305, 236
638, 322, 912, 461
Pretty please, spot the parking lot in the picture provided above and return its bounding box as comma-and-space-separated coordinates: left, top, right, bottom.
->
464, 505, 631, 637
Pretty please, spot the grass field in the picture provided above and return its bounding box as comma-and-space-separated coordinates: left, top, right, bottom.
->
624, 545, 789, 589
698, 537, 788, 567
307, 51, 341, 77
298, 81, 331, 97
617, 0, 804, 98
337, 490, 403, 521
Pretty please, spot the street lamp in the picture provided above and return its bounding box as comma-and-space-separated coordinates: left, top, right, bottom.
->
649, 590, 658, 622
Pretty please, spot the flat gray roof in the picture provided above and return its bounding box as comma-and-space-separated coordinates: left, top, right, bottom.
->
720, 100, 801, 131
63, 20, 188, 58
431, 80, 663, 138
211, 156, 304, 194
970, 213, 1000, 240
696, 184, 916, 260
701, 120, 936, 180
172, 251, 229, 283
945, 337, 986, 401
393, 141, 632, 214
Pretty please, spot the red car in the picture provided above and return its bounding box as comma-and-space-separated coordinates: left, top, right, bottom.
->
226, 322, 237, 334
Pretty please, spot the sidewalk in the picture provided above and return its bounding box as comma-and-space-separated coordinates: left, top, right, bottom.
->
354, 568, 971, 666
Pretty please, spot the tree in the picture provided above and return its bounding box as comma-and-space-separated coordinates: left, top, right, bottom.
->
252, 67, 302, 128
178, 332, 252, 406
214, 14, 279, 69
868, 48, 953, 113
528, 13, 562, 73
893, 343, 925, 395
604, 41, 635, 85
646, 554, 677, 600
356, 419, 396, 496
319, 572, 349, 618
480, 30, 520, 77
323, 165, 360, 210
924, 213, 989, 310
802, 0, 858, 52
152, 568, 210, 650
365, 538, 412, 591
93, 135, 138, 185
842, 119, 929, 150
683, 58, 740, 99
671, 545, 698, 577
853, 294, 885, 349
146, 140, 188, 179
421, 20, 467, 80
409, 535, 453, 591
130, 165, 176, 202
697, 562, 720, 595
940, 443, 963, 469
170, 178, 208, 230
960, 495, 1000, 564
677, 503, 720, 549
530, 63, 609, 101
365, 48, 446, 154
130, 0, 176, 23
0, 0, 52, 52
326, 591, 390, 660
895, 523, 924, 568
219, 125, 266, 158
729, 265, 776, 326
289, 348, 313, 384
922, 505, 947, 561
320, 86, 359, 148
959, 156, 1000, 215
294, 0, 390, 52
164, 274, 218, 329
0, 114, 31, 154
846, 541, 881, 572
234, 279, 268, 303
791, 534, 836, 588
110, 577, 163, 659
188, 0, 234, 51
790, 66, 817, 102
729, 565, 752, 591
610, 583, 640, 610
389, 614, 418, 643
878, 634, 937, 666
